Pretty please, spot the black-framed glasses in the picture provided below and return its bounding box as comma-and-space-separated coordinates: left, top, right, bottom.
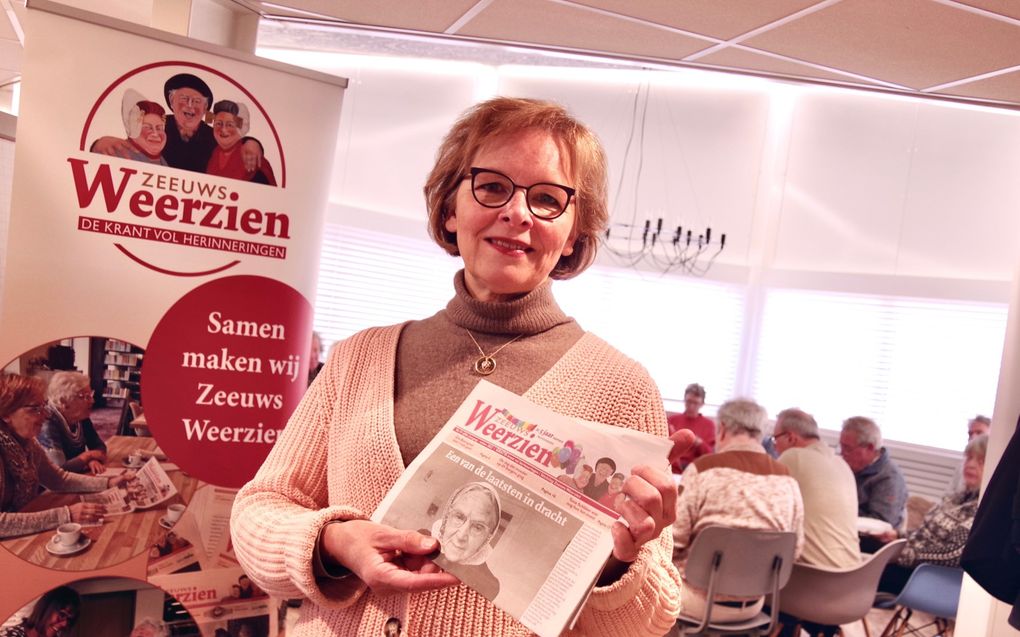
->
465, 167, 575, 220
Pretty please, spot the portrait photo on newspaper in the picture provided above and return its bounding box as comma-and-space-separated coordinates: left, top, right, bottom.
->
377, 443, 581, 619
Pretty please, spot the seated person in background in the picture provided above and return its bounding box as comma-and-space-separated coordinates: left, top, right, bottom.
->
948, 414, 991, 493
667, 383, 715, 473
967, 414, 991, 440
0, 374, 134, 539
673, 398, 804, 623
774, 408, 860, 569
840, 416, 907, 550
308, 331, 324, 386
38, 371, 107, 474
875, 433, 987, 595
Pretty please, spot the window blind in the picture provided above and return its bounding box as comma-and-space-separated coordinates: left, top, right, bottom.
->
751, 288, 1006, 450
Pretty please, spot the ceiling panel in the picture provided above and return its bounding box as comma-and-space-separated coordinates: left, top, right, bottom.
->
957, 0, 1020, 22
5, 0, 1020, 112
259, 0, 482, 33
568, 0, 824, 41
695, 46, 870, 85
741, 0, 1020, 89
939, 70, 1020, 104
455, 0, 714, 61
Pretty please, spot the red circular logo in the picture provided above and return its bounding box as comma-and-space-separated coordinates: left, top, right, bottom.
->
142, 275, 313, 487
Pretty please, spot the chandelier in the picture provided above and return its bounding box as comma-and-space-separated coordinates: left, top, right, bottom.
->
602, 220, 725, 276
599, 79, 725, 276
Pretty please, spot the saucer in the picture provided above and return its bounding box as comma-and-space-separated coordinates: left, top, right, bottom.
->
158, 516, 179, 530
123, 459, 144, 469
46, 535, 91, 556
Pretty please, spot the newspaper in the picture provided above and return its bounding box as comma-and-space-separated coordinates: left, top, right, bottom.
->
149, 566, 276, 637
373, 380, 673, 637
80, 457, 177, 514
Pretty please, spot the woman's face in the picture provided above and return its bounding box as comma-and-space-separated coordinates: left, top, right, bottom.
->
5, 401, 46, 440
61, 382, 94, 423
212, 112, 242, 150
135, 113, 166, 156
444, 128, 578, 302
440, 490, 496, 563
963, 451, 985, 490
41, 605, 76, 637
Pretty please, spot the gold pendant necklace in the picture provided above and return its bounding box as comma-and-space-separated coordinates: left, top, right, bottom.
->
466, 329, 523, 376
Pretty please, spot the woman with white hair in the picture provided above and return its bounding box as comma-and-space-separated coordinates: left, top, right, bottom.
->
875, 433, 989, 595
91, 89, 168, 166
37, 371, 107, 475
431, 481, 503, 599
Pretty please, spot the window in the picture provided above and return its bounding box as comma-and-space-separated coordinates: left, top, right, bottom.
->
751, 288, 1006, 450
556, 267, 744, 404
312, 222, 460, 348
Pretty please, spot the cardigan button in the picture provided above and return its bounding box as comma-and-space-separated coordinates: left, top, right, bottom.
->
383, 617, 402, 636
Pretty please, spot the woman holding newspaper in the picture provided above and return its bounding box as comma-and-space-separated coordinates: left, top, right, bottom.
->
0, 374, 136, 539
231, 97, 690, 636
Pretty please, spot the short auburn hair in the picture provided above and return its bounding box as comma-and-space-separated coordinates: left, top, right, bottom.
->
0, 374, 46, 420
424, 97, 608, 279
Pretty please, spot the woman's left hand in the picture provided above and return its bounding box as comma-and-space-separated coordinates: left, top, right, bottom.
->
610, 465, 677, 563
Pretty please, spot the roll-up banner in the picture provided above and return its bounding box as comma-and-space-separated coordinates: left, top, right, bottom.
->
0, 1, 345, 632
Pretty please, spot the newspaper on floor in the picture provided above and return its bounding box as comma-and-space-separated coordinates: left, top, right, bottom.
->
372, 380, 673, 637
80, 456, 177, 514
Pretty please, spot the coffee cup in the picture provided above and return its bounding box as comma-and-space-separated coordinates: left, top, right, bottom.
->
56, 522, 82, 547
127, 452, 142, 467
166, 503, 186, 523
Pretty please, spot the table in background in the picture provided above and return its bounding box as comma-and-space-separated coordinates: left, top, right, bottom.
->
1, 435, 198, 570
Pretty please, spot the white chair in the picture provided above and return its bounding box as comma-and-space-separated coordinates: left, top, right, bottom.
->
675, 525, 798, 636
777, 539, 906, 636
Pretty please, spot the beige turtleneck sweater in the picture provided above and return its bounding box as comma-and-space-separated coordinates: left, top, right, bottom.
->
395, 271, 583, 465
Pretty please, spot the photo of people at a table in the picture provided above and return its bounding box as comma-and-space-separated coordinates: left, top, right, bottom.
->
1, 337, 195, 569
0, 577, 197, 637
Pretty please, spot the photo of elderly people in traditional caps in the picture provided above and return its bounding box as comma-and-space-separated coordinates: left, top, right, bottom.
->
376, 443, 583, 621
90, 71, 277, 186
0, 577, 197, 637
1, 337, 196, 570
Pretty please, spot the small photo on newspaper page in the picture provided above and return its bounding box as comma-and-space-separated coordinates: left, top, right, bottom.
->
378, 443, 583, 619
373, 380, 672, 637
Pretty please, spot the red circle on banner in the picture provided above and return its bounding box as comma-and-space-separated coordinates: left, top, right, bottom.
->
142, 275, 313, 487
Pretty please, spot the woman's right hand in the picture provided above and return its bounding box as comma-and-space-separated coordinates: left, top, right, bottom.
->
68, 502, 106, 524
320, 519, 460, 595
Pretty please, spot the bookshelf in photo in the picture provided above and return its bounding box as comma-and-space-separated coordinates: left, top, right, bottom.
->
103, 339, 143, 406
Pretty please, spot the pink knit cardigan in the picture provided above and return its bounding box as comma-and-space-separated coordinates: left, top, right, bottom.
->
230, 324, 681, 636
